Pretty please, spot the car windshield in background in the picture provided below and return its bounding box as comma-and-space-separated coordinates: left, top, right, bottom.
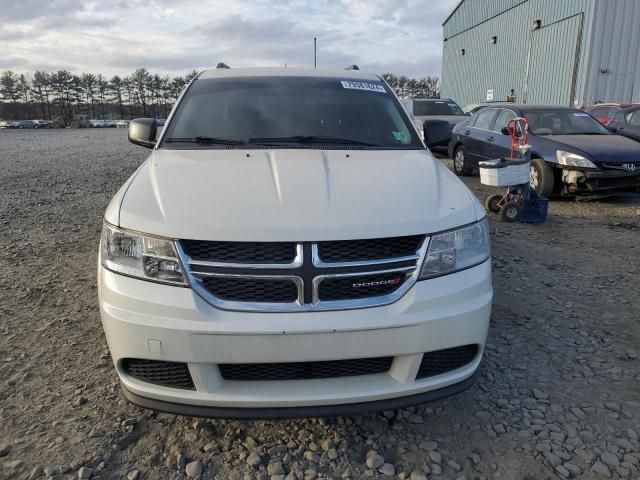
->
413, 100, 465, 116
524, 109, 610, 136
162, 77, 423, 149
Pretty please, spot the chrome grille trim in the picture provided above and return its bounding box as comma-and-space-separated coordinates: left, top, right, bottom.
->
176, 236, 429, 312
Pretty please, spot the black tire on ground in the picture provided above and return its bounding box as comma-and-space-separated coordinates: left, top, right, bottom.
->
485, 194, 503, 214
500, 201, 521, 222
453, 146, 473, 176
530, 158, 555, 197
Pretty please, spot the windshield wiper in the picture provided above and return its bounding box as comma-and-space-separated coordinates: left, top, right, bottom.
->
248, 135, 381, 147
165, 136, 247, 145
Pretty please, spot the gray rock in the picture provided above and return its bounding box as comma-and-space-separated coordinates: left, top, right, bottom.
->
419, 440, 438, 451
203, 441, 218, 453
177, 454, 187, 469
0, 444, 9, 457
601, 452, 620, 467
543, 451, 561, 467
378, 463, 395, 476
555, 465, 570, 478
78, 467, 94, 479
28, 466, 44, 480
304, 451, 320, 463
448, 459, 462, 471
604, 402, 621, 413
564, 463, 581, 476
365, 450, 384, 469
186, 460, 204, 478
591, 462, 611, 477
431, 464, 442, 475
410, 473, 428, 480
268, 462, 286, 476
247, 451, 263, 468
533, 388, 548, 399
429, 451, 442, 464
408, 414, 424, 424
127, 470, 140, 480
327, 448, 338, 460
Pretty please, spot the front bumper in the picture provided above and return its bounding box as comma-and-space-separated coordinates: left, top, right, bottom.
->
563, 167, 640, 192
98, 261, 492, 417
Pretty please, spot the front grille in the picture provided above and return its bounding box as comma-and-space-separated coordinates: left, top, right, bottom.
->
122, 359, 195, 390
416, 345, 479, 379
318, 271, 410, 301
317, 235, 424, 262
201, 276, 299, 303
181, 240, 297, 264
219, 357, 393, 381
181, 236, 427, 312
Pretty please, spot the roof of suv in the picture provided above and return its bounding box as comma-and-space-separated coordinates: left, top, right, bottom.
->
198, 67, 380, 81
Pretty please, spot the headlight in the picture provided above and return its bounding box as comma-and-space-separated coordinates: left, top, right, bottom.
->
100, 222, 186, 285
556, 150, 597, 168
419, 219, 490, 280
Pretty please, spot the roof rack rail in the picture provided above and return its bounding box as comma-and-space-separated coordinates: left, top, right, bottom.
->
216, 62, 230, 69
345, 64, 360, 71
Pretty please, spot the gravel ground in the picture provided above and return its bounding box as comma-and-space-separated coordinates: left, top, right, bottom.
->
1, 129, 639, 480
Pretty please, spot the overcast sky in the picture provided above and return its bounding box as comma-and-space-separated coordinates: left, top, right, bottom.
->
1, 0, 459, 78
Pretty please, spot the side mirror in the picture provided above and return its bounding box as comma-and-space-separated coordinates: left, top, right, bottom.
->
501, 126, 510, 135
128, 118, 157, 148
423, 119, 451, 148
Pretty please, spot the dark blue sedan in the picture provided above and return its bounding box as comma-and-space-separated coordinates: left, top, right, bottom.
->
447, 105, 640, 196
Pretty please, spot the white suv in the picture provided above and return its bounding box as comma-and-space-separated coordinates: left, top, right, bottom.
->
98, 67, 492, 418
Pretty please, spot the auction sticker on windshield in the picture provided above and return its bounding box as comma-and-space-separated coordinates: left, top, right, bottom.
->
340, 81, 386, 93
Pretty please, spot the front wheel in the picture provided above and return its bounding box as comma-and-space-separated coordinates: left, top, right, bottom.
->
500, 201, 521, 222
530, 159, 555, 197
453, 146, 473, 176
485, 194, 502, 214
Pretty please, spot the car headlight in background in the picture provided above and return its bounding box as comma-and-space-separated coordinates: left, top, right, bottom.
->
556, 150, 597, 168
100, 222, 186, 285
420, 218, 490, 280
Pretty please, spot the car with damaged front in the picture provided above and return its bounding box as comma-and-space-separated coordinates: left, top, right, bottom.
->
98, 67, 492, 418
448, 105, 640, 196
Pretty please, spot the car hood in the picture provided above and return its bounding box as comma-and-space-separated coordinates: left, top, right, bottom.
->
414, 115, 469, 126
114, 148, 482, 241
545, 134, 640, 164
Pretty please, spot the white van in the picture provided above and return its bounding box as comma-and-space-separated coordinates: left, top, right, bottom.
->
98, 67, 492, 417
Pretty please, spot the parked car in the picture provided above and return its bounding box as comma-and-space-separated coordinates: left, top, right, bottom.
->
607, 105, 640, 143
90, 119, 109, 128
447, 104, 640, 196
15, 120, 35, 129
584, 103, 638, 126
0, 121, 11, 128
98, 67, 492, 418
32, 120, 49, 129
115, 120, 130, 128
399, 98, 468, 151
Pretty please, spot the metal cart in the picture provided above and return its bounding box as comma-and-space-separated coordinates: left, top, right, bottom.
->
479, 118, 548, 223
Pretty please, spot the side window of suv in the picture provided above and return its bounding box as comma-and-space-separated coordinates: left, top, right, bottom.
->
492, 109, 517, 132
473, 108, 498, 130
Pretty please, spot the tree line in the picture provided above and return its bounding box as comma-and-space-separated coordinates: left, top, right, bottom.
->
0, 68, 198, 122
0, 69, 440, 122
381, 73, 441, 99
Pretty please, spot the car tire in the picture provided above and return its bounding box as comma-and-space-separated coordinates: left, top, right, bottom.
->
530, 159, 554, 197
453, 146, 473, 176
485, 194, 502, 214
500, 201, 521, 222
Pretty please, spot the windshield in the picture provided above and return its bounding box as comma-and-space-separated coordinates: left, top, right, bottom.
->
413, 100, 465, 116
162, 76, 423, 149
523, 109, 610, 135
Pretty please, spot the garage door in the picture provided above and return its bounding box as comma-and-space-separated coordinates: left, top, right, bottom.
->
525, 14, 584, 105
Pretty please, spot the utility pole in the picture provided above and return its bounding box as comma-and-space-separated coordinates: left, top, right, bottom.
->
314, 37, 317, 68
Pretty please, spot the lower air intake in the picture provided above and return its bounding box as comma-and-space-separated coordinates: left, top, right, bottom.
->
416, 345, 479, 379
219, 357, 393, 381
122, 358, 195, 390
